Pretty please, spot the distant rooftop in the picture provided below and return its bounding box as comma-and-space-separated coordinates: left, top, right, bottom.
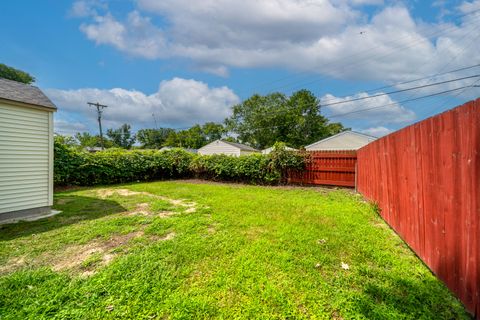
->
221, 140, 258, 151
0, 77, 56, 110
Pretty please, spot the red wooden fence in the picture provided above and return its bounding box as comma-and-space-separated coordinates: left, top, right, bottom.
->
288, 150, 357, 187
357, 98, 480, 317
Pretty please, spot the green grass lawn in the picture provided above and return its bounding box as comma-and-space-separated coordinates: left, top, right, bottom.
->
0, 181, 469, 319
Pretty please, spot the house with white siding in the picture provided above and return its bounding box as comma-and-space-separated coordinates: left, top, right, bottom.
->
305, 131, 377, 151
262, 146, 297, 154
0, 78, 57, 223
198, 140, 259, 156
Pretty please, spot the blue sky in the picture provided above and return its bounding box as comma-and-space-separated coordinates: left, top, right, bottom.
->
1, 0, 480, 138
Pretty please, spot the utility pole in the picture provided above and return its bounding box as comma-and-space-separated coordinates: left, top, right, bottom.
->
152, 113, 159, 129
87, 102, 108, 150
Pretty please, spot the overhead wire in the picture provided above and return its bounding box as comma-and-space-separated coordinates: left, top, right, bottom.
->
246, 9, 480, 94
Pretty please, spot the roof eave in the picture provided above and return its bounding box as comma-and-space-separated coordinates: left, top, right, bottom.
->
0, 97, 57, 111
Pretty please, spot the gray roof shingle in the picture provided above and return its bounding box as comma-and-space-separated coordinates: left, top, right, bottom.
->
221, 140, 258, 151
0, 78, 56, 110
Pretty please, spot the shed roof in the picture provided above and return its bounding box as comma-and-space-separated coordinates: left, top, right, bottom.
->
220, 140, 258, 151
0, 78, 56, 110
305, 131, 377, 150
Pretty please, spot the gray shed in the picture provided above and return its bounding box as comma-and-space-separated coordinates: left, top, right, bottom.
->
0, 78, 57, 223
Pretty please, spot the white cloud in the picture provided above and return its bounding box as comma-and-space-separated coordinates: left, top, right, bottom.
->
321, 92, 416, 125
54, 119, 88, 135
458, 0, 480, 13
46, 78, 240, 132
69, 0, 106, 18
80, 11, 167, 59
73, 0, 480, 84
360, 126, 392, 137
349, 0, 384, 6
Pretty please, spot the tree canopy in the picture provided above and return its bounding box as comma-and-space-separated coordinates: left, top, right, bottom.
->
225, 89, 346, 149
137, 128, 175, 149
106, 124, 136, 149
165, 122, 226, 149
0, 63, 35, 84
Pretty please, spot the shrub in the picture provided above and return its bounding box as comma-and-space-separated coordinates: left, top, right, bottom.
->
268, 142, 308, 183
54, 139, 194, 186
54, 140, 308, 186
189, 154, 279, 184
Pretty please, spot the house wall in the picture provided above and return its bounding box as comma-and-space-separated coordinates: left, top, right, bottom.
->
240, 150, 258, 156
306, 133, 375, 151
198, 140, 241, 156
0, 102, 53, 218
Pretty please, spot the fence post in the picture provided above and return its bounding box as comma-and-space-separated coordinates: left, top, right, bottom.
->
354, 160, 358, 193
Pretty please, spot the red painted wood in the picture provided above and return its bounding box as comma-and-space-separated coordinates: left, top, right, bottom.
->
288, 150, 357, 187
357, 98, 480, 317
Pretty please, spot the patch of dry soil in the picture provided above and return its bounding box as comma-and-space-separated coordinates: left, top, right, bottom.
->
96, 188, 198, 214
51, 231, 144, 274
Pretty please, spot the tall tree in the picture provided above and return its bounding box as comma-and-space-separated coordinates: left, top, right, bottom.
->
137, 128, 175, 149
0, 63, 35, 84
225, 90, 345, 149
168, 125, 207, 149
165, 123, 226, 149
106, 124, 136, 149
202, 122, 225, 142
75, 132, 101, 148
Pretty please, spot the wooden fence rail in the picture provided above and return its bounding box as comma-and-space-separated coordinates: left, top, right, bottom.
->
357, 98, 480, 317
288, 150, 357, 187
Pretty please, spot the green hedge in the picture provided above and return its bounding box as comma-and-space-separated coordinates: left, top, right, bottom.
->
54, 142, 193, 186
189, 154, 279, 184
54, 140, 306, 186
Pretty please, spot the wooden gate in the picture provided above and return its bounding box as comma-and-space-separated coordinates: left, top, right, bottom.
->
288, 150, 357, 187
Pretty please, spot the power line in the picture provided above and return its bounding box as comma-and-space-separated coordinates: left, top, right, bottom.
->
321, 74, 480, 107
327, 85, 477, 119
320, 63, 480, 104
240, 9, 480, 95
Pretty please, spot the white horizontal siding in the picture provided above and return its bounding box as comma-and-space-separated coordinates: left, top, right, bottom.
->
198, 140, 241, 156
306, 132, 377, 151
0, 102, 52, 215
240, 150, 258, 156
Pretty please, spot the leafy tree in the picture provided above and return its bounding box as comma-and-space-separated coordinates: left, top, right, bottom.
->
54, 134, 77, 147
0, 63, 35, 84
74, 132, 101, 148
137, 128, 175, 149
165, 123, 226, 149
106, 123, 136, 149
225, 89, 345, 149
167, 125, 206, 149
202, 122, 225, 142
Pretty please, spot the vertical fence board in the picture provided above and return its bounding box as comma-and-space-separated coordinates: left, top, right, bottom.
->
288, 150, 357, 187
357, 98, 480, 317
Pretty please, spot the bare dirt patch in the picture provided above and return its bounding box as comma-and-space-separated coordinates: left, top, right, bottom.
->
97, 188, 145, 199
96, 188, 198, 214
56, 197, 75, 205
0, 256, 26, 275
129, 203, 151, 216
51, 231, 144, 275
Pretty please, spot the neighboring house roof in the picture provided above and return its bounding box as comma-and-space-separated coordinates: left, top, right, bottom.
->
84, 147, 103, 153
262, 146, 297, 154
218, 140, 259, 152
160, 146, 198, 153
0, 78, 56, 110
305, 131, 377, 151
